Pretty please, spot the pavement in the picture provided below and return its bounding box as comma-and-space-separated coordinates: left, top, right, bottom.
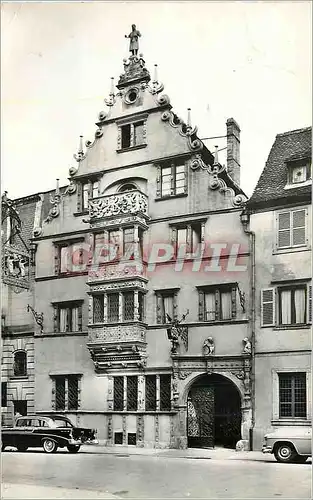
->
1, 483, 120, 499
78, 443, 270, 461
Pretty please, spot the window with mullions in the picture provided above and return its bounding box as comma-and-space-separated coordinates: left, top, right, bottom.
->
198, 286, 237, 322
127, 376, 138, 411
144, 374, 172, 411
279, 373, 306, 418
123, 292, 134, 321
277, 209, 306, 249
145, 375, 156, 411
113, 377, 124, 411
160, 163, 187, 198
13, 351, 27, 377
53, 375, 79, 411
54, 302, 82, 332
120, 121, 145, 149
79, 180, 99, 212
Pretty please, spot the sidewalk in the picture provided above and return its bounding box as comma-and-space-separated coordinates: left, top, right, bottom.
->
2, 483, 120, 499
80, 443, 272, 462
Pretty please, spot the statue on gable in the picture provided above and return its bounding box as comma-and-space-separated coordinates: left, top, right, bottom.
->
166, 310, 189, 355
125, 24, 141, 56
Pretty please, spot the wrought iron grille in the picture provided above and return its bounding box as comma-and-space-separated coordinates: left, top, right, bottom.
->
13, 351, 27, 377
127, 433, 137, 445
123, 292, 134, 321
108, 293, 119, 322
160, 374, 171, 411
279, 373, 306, 418
93, 295, 104, 323
127, 376, 138, 411
145, 375, 156, 411
68, 376, 79, 410
55, 376, 66, 411
114, 376, 124, 411
114, 432, 123, 444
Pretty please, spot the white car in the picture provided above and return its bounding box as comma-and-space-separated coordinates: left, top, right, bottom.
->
262, 426, 311, 463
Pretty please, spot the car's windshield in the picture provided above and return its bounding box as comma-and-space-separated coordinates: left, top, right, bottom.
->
50, 418, 73, 428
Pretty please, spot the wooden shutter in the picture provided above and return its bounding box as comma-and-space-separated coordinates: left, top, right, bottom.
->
156, 294, 162, 324
78, 304, 83, 332
173, 292, 178, 320
308, 284, 312, 324
53, 306, 58, 333
77, 183, 83, 213
231, 287, 237, 318
198, 290, 204, 321
277, 212, 291, 248
261, 288, 275, 326
292, 209, 306, 246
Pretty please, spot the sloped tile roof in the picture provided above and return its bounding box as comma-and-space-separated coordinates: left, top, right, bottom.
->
248, 126, 312, 208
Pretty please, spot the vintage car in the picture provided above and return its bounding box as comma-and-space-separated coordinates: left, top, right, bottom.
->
1, 415, 98, 453
262, 426, 312, 463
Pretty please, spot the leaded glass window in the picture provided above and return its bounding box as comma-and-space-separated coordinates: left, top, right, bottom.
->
68, 375, 79, 410
123, 292, 134, 321
145, 375, 156, 411
279, 373, 306, 418
138, 292, 145, 322
160, 374, 171, 411
113, 377, 124, 411
108, 293, 119, 322
93, 295, 104, 323
55, 376, 66, 411
127, 376, 138, 411
123, 227, 135, 257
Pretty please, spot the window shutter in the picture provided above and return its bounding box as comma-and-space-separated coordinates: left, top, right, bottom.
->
308, 285, 312, 324
292, 209, 306, 246
77, 183, 83, 213
156, 165, 161, 198
78, 305, 83, 332
198, 290, 204, 321
278, 212, 291, 248
215, 289, 220, 320
54, 246, 60, 275
156, 294, 162, 324
173, 292, 178, 320
170, 164, 175, 195
231, 287, 237, 318
261, 288, 275, 326
53, 306, 58, 333
184, 162, 188, 194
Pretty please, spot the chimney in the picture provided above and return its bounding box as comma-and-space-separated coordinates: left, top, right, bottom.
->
226, 118, 240, 186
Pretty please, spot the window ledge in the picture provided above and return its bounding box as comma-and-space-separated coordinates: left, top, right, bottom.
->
73, 211, 89, 217
271, 419, 311, 426
155, 193, 188, 201
9, 376, 28, 380
273, 245, 310, 255
274, 324, 311, 330
116, 144, 147, 154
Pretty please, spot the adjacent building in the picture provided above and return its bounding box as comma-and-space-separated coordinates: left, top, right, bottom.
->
246, 126, 312, 449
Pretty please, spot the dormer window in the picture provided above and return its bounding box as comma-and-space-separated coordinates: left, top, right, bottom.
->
77, 179, 99, 213
117, 114, 147, 152
286, 159, 311, 188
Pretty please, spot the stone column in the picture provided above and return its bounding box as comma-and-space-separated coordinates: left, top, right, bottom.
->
103, 293, 108, 323
138, 375, 145, 411
170, 405, 187, 449
118, 292, 123, 322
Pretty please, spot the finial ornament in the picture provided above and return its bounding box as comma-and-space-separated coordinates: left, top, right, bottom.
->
213, 145, 219, 165
187, 108, 192, 129
125, 24, 141, 56
74, 135, 85, 162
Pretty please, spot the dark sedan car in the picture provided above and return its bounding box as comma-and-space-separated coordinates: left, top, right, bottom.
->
1, 415, 98, 453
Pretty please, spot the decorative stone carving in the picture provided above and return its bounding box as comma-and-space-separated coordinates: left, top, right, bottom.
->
161, 111, 203, 152
88, 262, 147, 283
203, 337, 215, 356
88, 323, 146, 343
242, 337, 252, 355
166, 310, 189, 355
155, 414, 160, 445
137, 414, 144, 446
89, 190, 148, 220
117, 52, 150, 89
178, 371, 192, 380
122, 415, 127, 444
88, 278, 147, 292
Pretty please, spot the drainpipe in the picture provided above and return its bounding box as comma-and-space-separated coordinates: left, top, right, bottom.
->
240, 209, 256, 451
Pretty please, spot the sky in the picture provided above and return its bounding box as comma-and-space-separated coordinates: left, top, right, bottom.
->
1, 1, 312, 199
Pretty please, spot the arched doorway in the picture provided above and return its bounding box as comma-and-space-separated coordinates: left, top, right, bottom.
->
187, 373, 241, 449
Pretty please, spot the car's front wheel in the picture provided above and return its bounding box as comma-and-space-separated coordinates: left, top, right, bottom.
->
67, 445, 80, 454
274, 442, 297, 463
43, 439, 58, 454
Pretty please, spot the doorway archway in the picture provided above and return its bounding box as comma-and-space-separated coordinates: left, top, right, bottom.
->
187, 373, 241, 449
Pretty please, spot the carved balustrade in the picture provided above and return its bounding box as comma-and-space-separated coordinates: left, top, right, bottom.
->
89, 190, 148, 221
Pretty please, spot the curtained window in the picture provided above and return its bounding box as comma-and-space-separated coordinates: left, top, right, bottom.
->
279, 286, 306, 325
200, 285, 237, 322
54, 302, 83, 332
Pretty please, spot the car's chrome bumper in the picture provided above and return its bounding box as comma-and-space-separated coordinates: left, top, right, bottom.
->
68, 438, 99, 446
262, 445, 272, 454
